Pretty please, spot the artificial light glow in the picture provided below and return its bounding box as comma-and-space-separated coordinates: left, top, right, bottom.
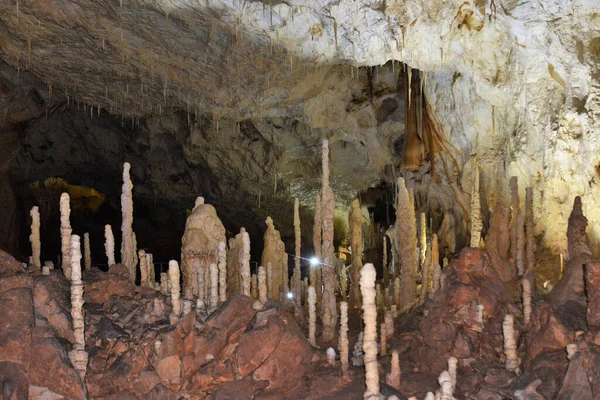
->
310, 257, 320, 266
287, 292, 294, 299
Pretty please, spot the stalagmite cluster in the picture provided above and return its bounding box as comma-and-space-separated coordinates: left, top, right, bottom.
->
339, 301, 349, 375
321, 139, 337, 342
503, 314, 520, 374
360, 263, 381, 399
69, 235, 88, 378
241, 229, 251, 297
292, 198, 302, 305
60, 193, 72, 278
104, 224, 115, 267
396, 177, 417, 308
121, 162, 136, 282
308, 286, 317, 347
169, 260, 181, 322
29, 206, 41, 272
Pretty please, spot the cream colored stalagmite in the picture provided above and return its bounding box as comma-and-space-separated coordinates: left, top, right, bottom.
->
60, 193, 72, 278
217, 241, 227, 302
121, 162, 136, 282
104, 224, 115, 267
29, 206, 41, 272
360, 263, 381, 399
396, 177, 418, 308
292, 198, 302, 306
448, 357, 458, 391
326, 348, 336, 366
308, 286, 317, 347
69, 235, 88, 378
339, 301, 349, 376
321, 139, 338, 342
438, 370, 453, 400
209, 263, 218, 311
241, 230, 251, 297
349, 198, 363, 309
160, 272, 169, 295
262, 217, 285, 300
83, 233, 91, 271
509, 176, 520, 273
169, 260, 181, 322
419, 213, 427, 266
258, 266, 267, 305
522, 278, 532, 326
516, 215, 525, 276
470, 161, 482, 248
139, 250, 148, 286
525, 187, 534, 272
251, 273, 258, 299
386, 350, 401, 390
503, 314, 520, 374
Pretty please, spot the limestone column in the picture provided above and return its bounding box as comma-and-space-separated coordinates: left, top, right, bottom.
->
360, 263, 380, 399
60, 193, 72, 278
121, 162, 136, 282
321, 139, 337, 342
104, 224, 115, 267
68, 235, 88, 378
292, 198, 302, 306
396, 177, 417, 308
349, 198, 363, 310
29, 206, 41, 272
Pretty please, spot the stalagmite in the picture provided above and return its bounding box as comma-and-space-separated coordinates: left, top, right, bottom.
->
384, 311, 394, 338
139, 250, 148, 285
376, 284, 383, 310
525, 187, 534, 272
431, 263, 442, 296
121, 162, 136, 282
522, 278, 532, 326
241, 230, 251, 297
503, 314, 520, 374
420, 251, 432, 303
380, 323, 387, 356
386, 350, 401, 390
69, 235, 88, 378
29, 206, 41, 272
419, 213, 427, 266
308, 286, 317, 347
321, 139, 338, 342
60, 193, 72, 278
182, 300, 193, 315
516, 215, 525, 276
104, 224, 115, 267
438, 370, 453, 400
396, 177, 417, 309
251, 273, 258, 299
146, 253, 155, 287
424, 393, 435, 400
209, 263, 218, 310
258, 266, 267, 304
267, 262, 273, 299
42, 262, 50, 275
83, 233, 91, 271
470, 161, 482, 248
394, 277, 401, 307
510, 176, 519, 268
282, 251, 289, 297
169, 260, 181, 322
448, 357, 458, 391
312, 194, 323, 307
227, 236, 240, 295
476, 304, 485, 327
360, 263, 381, 399
262, 217, 285, 300
349, 198, 363, 309
566, 344, 578, 360
217, 241, 227, 302
292, 198, 302, 306
339, 301, 349, 375
160, 272, 168, 295
326, 347, 336, 366
341, 264, 348, 300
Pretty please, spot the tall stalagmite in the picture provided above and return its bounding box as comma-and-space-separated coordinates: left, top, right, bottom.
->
321, 139, 337, 342
104, 224, 115, 267
470, 161, 482, 248
139, 250, 148, 286
396, 177, 417, 308
29, 206, 41, 272
360, 263, 380, 399
121, 162, 135, 282
312, 194, 323, 306
258, 266, 267, 305
241, 229, 251, 297
339, 301, 349, 375
308, 286, 317, 347
60, 193, 72, 277
292, 198, 302, 306
146, 253, 155, 287
349, 198, 363, 310
69, 235, 88, 378
83, 233, 91, 271
262, 217, 285, 300
169, 260, 182, 321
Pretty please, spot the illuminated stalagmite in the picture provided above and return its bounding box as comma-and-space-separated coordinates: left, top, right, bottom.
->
69, 235, 88, 378
312, 194, 323, 306
60, 193, 72, 278
261, 217, 285, 300
360, 263, 381, 399
181, 196, 226, 299
349, 198, 363, 310
292, 198, 302, 306
104, 224, 115, 267
321, 139, 337, 342
396, 177, 417, 308
121, 162, 136, 282
29, 206, 41, 272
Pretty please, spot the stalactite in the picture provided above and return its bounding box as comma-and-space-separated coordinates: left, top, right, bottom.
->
360, 263, 381, 399
258, 266, 267, 305
169, 260, 182, 322
308, 286, 317, 347
69, 235, 88, 378
510, 176, 520, 269
241, 230, 251, 297
516, 215, 525, 276
349, 198, 363, 310
503, 314, 520, 374
209, 263, 218, 311
218, 241, 227, 302
60, 193, 72, 277
293, 198, 302, 306
121, 162, 135, 282
386, 349, 401, 390
339, 301, 349, 375
525, 187, 534, 272
396, 177, 417, 309
29, 206, 41, 272
470, 161, 482, 248
321, 139, 337, 342
139, 250, 148, 286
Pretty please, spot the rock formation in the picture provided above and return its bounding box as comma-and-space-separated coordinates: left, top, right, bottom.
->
83, 232, 91, 271
241, 229, 251, 297
349, 198, 363, 310
60, 193, 72, 276
321, 139, 337, 342
69, 234, 88, 378
29, 205, 41, 272
262, 217, 285, 300
396, 177, 417, 309
360, 263, 381, 399
339, 300, 349, 375
121, 162, 136, 282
